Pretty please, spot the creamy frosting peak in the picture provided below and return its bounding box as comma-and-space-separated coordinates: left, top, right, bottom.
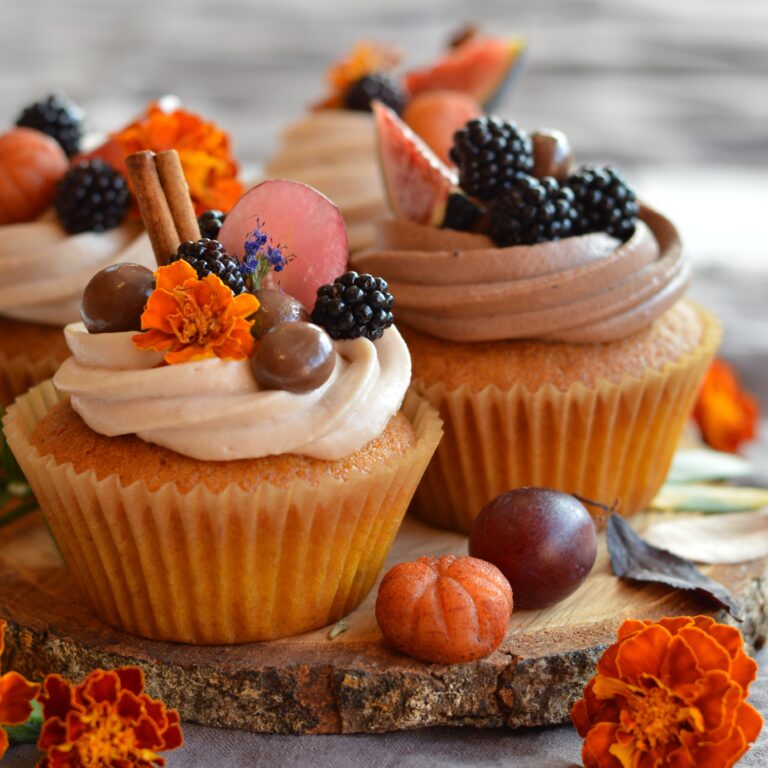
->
265, 110, 386, 252
0, 212, 155, 326
354, 207, 689, 343
54, 323, 412, 461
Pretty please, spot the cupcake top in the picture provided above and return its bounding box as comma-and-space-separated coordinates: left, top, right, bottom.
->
0, 96, 242, 326
266, 33, 524, 253
54, 167, 410, 462
355, 106, 690, 344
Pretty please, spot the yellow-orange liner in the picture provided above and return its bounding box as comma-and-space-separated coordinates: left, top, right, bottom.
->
408, 305, 721, 533
4, 381, 443, 644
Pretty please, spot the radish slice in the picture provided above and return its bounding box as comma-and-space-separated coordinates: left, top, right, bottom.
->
219, 179, 349, 310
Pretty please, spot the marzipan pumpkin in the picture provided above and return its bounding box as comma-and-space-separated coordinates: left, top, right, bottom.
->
375, 554, 513, 663
0, 128, 68, 225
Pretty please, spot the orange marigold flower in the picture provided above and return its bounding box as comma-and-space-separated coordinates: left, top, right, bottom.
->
0, 619, 40, 759
693, 358, 760, 453
133, 260, 259, 365
572, 615, 763, 768
317, 41, 403, 108
107, 101, 243, 214
37, 666, 182, 768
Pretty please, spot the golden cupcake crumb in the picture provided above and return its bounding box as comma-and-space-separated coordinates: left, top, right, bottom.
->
31, 400, 416, 493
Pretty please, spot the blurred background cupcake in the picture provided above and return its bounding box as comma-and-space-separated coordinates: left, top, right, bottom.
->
264, 31, 525, 252
0, 95, 244, 406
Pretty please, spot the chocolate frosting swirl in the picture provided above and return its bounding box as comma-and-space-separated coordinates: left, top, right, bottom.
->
354, 206, 689, 344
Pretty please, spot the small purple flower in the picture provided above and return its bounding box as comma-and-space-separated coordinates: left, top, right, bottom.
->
240, 220, 288, 288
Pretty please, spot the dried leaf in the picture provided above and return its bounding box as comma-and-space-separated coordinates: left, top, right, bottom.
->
650, 484, 768, 513
666, 449, 752, 485
642, 509, 768, 564
606, 514, 740, 619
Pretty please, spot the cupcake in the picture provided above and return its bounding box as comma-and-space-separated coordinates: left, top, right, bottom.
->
353, 104, 720, 533
0, 96, 243, 406
3, 160, 441, 644
265, 32, 524, 252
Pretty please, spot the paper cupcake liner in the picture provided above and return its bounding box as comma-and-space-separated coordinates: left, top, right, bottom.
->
0, 347, 68, 408
409, 307, 721, 533
4, 382, 443, 645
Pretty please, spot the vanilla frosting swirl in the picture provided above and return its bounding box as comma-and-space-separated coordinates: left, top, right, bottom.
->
54, 322, 411, 461
0, 212, 155, 326
354, 206, 689, 343
265, 111, 387, 252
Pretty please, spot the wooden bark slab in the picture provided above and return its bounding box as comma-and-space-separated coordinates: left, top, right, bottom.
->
0, 510, 766, 734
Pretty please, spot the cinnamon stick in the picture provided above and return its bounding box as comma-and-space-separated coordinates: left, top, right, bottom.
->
155, 150, 201, 243
125, 151, 179, 267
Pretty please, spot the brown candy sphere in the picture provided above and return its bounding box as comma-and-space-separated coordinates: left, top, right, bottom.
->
251, 321, 335, 393
81, 263, 154, 334
251, 288, 309, 340
468, 488, 597, 609
531, 129, 573, 182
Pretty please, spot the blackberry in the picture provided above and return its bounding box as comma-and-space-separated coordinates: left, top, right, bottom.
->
449, 116, 533, 201
566, 166, 639, 241
198, 209, 226, 239
312, 271, 394, 341
344, 73, 408, 114
489, 175, 578, 246
16, 94, 84, 157
54, 160, 130, 234
441, 192, 484, 232
169, 239, 247, 295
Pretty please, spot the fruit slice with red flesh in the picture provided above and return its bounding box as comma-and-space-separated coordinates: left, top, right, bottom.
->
218, 179, 349, 311
403, 90, 482, 166
404, 37, 526, 108
373, 101, 456, 227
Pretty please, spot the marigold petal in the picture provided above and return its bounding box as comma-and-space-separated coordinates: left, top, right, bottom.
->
657, 616, 698, 636
232, 291, 260, 318
616, 619, 649, 641
614, 624, 672, 683
678, 626, 732, 675
737, 701, 764, 744
38, 675, 74, 722
662, 634, 703, 689
133, 329, 178, 353
115, 666, 146, 697
156, 260, 197, 291
37, 715, 68, 750
140, 291, 179, 333
0, 729, 8, 760
0, 672, 40, 724
583, 722, 624, 768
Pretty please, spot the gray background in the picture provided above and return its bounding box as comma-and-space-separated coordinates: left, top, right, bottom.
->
1, 0, 767, 765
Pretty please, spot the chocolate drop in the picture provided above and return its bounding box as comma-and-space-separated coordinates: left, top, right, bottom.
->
251, 322, 336, 393
81, 263, 154, 334
531, 129, 573, 182
251, 288, 309, 340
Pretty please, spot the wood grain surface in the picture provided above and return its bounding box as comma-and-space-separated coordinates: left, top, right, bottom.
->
1, 509, 765, 733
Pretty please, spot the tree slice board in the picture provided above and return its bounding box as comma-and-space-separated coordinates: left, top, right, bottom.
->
0, 510, 766, 734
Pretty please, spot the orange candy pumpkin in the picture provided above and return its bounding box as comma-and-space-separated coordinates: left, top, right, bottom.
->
375, 554, 513, 663
0, 128, 69, 225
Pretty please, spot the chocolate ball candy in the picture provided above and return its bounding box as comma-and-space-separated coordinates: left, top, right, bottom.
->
251, 288, 309, 340
531, 129, 573, 181
469, 488, 597, 609
81, 263, 154, 334
251, 321, 336, 393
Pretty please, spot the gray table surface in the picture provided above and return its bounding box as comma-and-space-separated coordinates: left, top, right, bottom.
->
2, 0, 767, 765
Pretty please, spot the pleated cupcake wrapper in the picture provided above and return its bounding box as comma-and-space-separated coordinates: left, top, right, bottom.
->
409, 307, 722, 534
4, 381, 443, 645
0, 347, 67, 408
